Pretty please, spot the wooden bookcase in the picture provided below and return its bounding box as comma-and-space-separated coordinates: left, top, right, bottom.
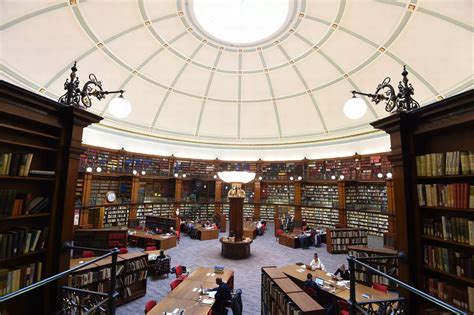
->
326, 228, 368, 254
371, 90, 474, 313
347, 246, 398, 289
261, 266, 324, 315
0, 81, 101, 314
145, 216, 178, 232
68, 252, 147, 306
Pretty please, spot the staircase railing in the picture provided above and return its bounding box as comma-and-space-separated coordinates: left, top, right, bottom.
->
0, 244, 120, 315
347, 254, 466, 314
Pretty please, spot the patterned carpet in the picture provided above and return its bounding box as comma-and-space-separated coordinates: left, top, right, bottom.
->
118, 224, 382, 314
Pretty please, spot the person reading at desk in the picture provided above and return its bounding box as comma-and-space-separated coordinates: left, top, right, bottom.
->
309, 253, 325, 271
209, 277, 232, 315
303, 273, 319, 290
334, 264, 350, 280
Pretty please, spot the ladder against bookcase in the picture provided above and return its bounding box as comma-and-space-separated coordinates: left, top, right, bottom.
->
0, 81, 101, 314
371, 89, 474, 313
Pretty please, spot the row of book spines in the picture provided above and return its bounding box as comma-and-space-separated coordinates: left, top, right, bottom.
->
329, 237, 368, 245
330, 230, 368, 238
0, 153, 34, 176
354, 271, 391, 286
68, 267, 112, 287
0, 261, 42, 297
416, 151, 474, 176
423, 245, 473, 277
423, 217, 474, 245
0, 191, 48, 218
417, 183, 473, 209
0, 227, 48, 259
425, 277, 474, 313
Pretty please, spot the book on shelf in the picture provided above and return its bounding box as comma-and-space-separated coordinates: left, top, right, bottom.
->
423, 217, 474, 245
0, 152, 34, 177
0, 190, 49, 218
0, 261, 42, 297
417, 183, 472, 209
423, 245, 473, 278
425, 277, 473, 312
29, 170, 55, 176
416, 151, 473, 176
0, 227, 48, 259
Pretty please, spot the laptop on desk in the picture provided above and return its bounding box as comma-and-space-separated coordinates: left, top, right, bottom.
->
315, 277, 324, 287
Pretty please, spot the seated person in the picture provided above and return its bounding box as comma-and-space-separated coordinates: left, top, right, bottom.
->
334, 264, 350, 280
298, 231, 309, 249
309, 253, 325, 271
157, 249, 166, 259
303, 273, 319, 291
256, 220, 264, 235
209, 277, 232, 315
169, 227, 177, 235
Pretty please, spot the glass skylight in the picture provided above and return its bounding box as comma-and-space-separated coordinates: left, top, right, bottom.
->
193, 0, 290, 45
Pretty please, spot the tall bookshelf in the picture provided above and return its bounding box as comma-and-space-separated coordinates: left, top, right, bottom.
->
261, 266, 324, 314
0, 81, 101, 314
371, 90, 474, 313
68, 252, 147, 306
326, 228, 368, 254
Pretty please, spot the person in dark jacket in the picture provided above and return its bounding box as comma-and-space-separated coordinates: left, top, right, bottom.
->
334, 264, 350, 280
210, 277, 232, 315
303, 273, 319, 290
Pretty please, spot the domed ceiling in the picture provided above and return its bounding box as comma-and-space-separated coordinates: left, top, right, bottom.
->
1, 0, 473, 148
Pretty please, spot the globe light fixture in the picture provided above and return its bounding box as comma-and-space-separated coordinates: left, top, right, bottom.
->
218, 171, 256, 197
339, 175, 345, 180
345, 66, 419, 115
331, 175, 336, 180
174, 173, 179, 177
343, 96, 367, 120
96, 166, 102, 173
182, 174, 187, 178
386, 172, 393, 179
213, 174, 218, 179
258, 176, 263, 181
377, 173, 384, 179
58, 62, 132, 115
289, 176, 294, 181
132, 170, 138, 175
297, 176, 302, 181
108, 95, 132, 119
141, 170, 146, 176
86, 167, 92, 173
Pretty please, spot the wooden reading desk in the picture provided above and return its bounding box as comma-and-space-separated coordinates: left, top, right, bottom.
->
149, 267, 234, 315
278, 264, 398, 303
129, 229, 177, 250
196, 226, 219, 240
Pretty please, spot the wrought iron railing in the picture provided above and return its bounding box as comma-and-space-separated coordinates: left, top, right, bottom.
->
347, 254, 466, 314
0, 244, 120, 315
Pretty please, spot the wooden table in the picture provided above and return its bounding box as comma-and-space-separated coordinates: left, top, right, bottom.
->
149, 267, 234, 315
278, 264, 398, 303
129, 229, 177, 250
196, 227, 219, 240
278, 232, 298, 248
243, 226, 257, 239
220, 237, 252, 259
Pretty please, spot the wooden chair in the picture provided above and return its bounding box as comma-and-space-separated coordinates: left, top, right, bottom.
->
373, 283, 388, 293
82, 250, 94, 258
119, 247, 128, 254
275, 229, 284, 241
303, 286, 316, 299
144, 299, 157, 314
337, 300, 350, 315
170, 279, 181, 290
175, 265, 184, 278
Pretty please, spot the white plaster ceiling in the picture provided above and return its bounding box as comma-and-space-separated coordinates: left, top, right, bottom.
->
1, 0, 473, 148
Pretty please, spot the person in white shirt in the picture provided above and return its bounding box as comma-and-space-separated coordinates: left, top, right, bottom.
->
309, 253, 325, 271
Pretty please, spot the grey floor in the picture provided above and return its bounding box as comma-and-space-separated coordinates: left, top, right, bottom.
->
118, 224, 383, 314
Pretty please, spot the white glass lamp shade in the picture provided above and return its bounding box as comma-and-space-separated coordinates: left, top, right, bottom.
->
343, 97, 367, 119
108, 96, 131, 119
217, 171, 256, 184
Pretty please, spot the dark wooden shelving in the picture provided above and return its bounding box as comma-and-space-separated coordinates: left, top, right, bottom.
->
424, 266, 474, 285
0, 213, 50, 221
421, 235, 474, 250
0, 175, 54, 181
0, 248, 47, 264
419, 206, 474, 213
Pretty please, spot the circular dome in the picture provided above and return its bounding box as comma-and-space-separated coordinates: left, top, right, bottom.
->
191, 0, 292, 46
